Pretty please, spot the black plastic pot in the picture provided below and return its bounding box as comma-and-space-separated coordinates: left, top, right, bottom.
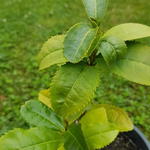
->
125, 127, 150, 150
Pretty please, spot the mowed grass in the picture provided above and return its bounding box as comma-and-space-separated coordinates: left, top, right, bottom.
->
0, 0, 150, 138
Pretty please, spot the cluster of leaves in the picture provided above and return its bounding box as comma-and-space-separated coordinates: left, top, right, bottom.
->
0, 0, 85, 135
0, 99, 133, 150
0, 0, 150, 149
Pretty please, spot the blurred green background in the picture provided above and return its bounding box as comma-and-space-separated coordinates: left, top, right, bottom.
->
0, 0, 150, 138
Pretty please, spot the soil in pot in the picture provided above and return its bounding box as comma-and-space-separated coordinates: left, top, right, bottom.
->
101, 133, 140, 150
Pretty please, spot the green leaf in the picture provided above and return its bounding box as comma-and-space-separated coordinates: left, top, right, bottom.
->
0, 127, 63, 150
103, 23, 150, 41
39, 50, 67, 70
64, 124, 89, 150
37, 35, 67, 70
64, 23, 98, 63
95, 57, 109, 76
57, 145, 65, 150
98, 36, 127, 64
94, 104, 133, 132
38, 89, 52, 108
50, 63, 100, 123
80, 107, 119, 149
21, 100, 65, 132
82, 0, 108, 23
112, 44, 150, 85
38, 35, 65, 61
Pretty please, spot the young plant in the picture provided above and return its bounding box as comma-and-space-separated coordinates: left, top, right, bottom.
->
0, 0, 150, 149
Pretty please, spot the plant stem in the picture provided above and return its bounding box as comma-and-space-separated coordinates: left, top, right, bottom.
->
64, 120, 69, 131
88, 27, 104, 66
88, 50, 97, 65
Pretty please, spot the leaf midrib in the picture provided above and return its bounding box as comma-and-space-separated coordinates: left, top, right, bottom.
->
20, 139, 62, 150
68, 130, 83, 150
63, 66, 86, 108
72, 30, 91, 59
26, 106, 62, 130
65, 66, 90, 108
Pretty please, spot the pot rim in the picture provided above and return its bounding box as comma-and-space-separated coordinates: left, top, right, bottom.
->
125, 126, 150, 150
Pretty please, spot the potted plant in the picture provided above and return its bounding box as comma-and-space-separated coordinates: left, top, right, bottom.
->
0, 0, 150, 149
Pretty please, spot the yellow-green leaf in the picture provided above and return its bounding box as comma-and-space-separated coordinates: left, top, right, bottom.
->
0, 127, 63, 150
103, 23, 150, 41
38, 35, 67, 70
80, 107, 119, 149
39, 50, 67, 70
57, 145, 65, 150
94, 104, 133, 132
38, 35, 65, 61
112, 44, 150, 85
38, 89, 51, 108
64, 23, 98, 63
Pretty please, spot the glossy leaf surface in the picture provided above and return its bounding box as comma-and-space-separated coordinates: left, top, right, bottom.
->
64, 124, 89, 150
98, 36, 127, 64
112, 44, 150, 85
81, 107, 119, 149
39, 89, 51, 108
50, 63, 100, 123
38, 35, 67, 70
82, 0, 108, 23
0, 127, 63, 150
21, 100, 65, 131
64, 23, 98, 63
103, 23, 150, 41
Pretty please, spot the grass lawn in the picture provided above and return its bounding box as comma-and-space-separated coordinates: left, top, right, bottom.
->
0, 0, 150, 138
